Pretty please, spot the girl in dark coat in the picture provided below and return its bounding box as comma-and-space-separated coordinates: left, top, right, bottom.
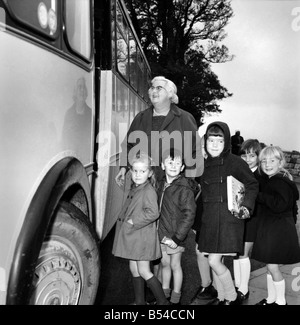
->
233, 139, 267, 302
112, 153, 169, 305
252, 146, 300, 305
198, 122, 259, 305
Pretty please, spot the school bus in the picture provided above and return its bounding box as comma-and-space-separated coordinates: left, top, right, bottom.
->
0, 0, 151, 305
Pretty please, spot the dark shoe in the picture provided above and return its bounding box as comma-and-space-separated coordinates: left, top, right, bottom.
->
190, 283, 218, 305
147, 297, 157, 305
217, 299, 225, 305
236, 290, 249, 302
162, 300, 171, 305
167, 296, 181, 305
256, 298, 276, 305
222, 297, 240, 305
146, 276, 169, 305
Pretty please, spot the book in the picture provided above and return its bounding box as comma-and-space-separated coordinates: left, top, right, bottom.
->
227, 175, 245, 214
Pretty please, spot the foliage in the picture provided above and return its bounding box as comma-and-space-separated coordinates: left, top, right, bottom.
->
124, 0, 234, 125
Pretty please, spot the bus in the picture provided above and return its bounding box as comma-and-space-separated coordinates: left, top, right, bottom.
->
0, 0, 151, 305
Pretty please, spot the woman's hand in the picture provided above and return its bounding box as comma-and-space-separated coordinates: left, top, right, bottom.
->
115, 167, 126, 187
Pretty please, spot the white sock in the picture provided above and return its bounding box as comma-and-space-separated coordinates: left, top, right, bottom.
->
274, 279, 286, 305
238, 257, 251, 295
233, 259, 241, 288
266, 274, 276, 304
219, 269, 237, 302
212, 270, 225, 301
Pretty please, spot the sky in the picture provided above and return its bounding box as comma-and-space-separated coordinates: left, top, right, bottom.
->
203, 0, 300, 152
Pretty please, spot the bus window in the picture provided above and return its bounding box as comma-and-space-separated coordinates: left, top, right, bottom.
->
116, 2, 126, 35
4, 0, 59, 38
111, 19, 116, 70
129, 32, 138, 91
115, 2, 129, 81
137, 47, 145, 96
116, 27, 129, 80
65, 0, 91, 60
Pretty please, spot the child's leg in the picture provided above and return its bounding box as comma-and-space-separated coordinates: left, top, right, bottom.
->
196, 247, 212, 287
129, 260, 140, 277
129, 260, 145, 305
160, 250, 172, 298
147, 259, 162, 304
169, 252, 183, 304
267, 264, 286, 305
233, 258, 241, 288
137, 260, 169, 305
170, 252, 183, 293
190, 248, 217, 305
212, 269, 225, 302
136, 260, 153, 280
237, 242, 253, 295
153, 262, 162, 283
208, 254, 237, 302
265, 272, 277, 304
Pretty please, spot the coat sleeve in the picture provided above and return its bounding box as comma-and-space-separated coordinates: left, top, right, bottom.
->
182, 112, 204, 178
172, 189, 196, 245
131, 188, 159, 230
257, 179, 293, 214
234, 158, 259, 214
119, 111, 144, 168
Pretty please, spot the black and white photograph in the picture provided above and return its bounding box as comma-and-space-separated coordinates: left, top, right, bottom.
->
0, 0, 299, 313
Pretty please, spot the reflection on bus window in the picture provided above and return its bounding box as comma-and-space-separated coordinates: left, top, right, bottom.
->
61, 77, 92, 160
129, 33, 137, 90
116, 2, 127, 35
111, 19, 116, 70
117, 28, 128, 79
137, 47, 144, 95
65, 0, 91, 59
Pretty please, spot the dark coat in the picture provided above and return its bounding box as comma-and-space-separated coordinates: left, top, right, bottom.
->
119, 104, 204, 179
231, 133, 244, 155
244, 168, 268, 242
198, 121, 259, 254
158, 175, 197, 247
252, 174, 300, 264
112, 181, 161, 261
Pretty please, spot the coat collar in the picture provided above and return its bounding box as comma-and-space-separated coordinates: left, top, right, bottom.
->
130, 180, 151, 192
141, 104, 182, 135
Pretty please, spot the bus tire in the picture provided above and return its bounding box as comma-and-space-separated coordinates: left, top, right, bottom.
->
29, 201, 100, 305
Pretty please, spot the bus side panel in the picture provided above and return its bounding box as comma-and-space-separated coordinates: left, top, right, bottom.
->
0, 31, 94, 302
93, 70, 149, 241
94, 71, 128, 240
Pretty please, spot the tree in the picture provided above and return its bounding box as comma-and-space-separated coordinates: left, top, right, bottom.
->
124, 0, 234, 125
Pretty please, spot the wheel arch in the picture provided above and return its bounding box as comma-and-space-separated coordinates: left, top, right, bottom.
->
6, 157, 93, 305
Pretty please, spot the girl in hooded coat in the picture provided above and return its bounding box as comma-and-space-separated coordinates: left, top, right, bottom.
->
197, 121, 259, 305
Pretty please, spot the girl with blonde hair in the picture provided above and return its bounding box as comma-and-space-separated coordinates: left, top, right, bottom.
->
112, 152, 169, 305
252, 145, 300, 305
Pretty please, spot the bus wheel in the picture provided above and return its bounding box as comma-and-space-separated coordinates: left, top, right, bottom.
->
29, 201, 100, 305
